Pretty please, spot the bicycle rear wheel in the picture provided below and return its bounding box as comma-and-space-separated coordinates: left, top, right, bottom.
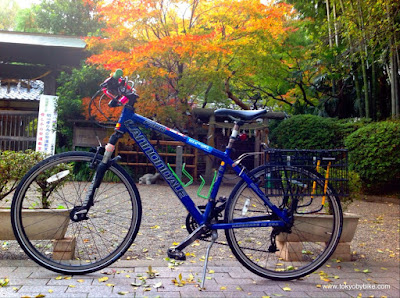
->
11, 151, 142, 275
225, 165, 342, 280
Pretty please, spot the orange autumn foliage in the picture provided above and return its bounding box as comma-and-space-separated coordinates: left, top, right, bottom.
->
86, 0, 294, 125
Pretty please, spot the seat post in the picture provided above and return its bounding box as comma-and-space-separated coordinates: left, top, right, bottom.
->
226, 122, 240, 150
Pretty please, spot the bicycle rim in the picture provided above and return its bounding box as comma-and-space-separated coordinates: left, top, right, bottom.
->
11, 152, 142, 274
225, 165, 343, 280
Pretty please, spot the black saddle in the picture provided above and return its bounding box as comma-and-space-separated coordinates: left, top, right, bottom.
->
214, 108, 267, 122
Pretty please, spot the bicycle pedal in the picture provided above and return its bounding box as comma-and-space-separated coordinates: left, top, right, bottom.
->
167, 248, 186, 261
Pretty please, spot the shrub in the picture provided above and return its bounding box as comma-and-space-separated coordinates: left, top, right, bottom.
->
269, 115, 367, 149
0, 150, 46, 201
270, 115, 337, 149
344, 121, 400, 192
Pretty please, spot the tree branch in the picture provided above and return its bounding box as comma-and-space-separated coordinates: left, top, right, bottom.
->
225, 76, 250, 110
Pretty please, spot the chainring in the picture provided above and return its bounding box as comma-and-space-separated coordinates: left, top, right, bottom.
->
185, 206, 212, 240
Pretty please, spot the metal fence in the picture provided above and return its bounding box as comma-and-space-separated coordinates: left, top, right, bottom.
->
0, 111, 37, 151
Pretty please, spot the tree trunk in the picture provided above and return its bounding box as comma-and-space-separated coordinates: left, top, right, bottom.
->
325, 0, 333, 49
354, 67, 363, 117
361, 57, 370, 118
325, 0, 336, 96
390, 45, 399, 118
386, 0, 399, 118
371, 53, 378, 120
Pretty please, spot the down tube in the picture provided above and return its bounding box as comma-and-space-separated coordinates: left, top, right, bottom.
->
124, 120, 204, 224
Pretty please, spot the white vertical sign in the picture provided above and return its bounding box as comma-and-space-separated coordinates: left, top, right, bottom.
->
36, 95, 58, 155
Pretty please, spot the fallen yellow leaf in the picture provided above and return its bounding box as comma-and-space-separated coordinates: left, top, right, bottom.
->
98, 277, 109, 282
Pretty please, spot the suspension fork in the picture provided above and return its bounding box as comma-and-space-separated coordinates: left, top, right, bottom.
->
71, 131, 123, 222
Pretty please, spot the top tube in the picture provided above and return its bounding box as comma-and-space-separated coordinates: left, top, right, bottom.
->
117, 107, 230, 161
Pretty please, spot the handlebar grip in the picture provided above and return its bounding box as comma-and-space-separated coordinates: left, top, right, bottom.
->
113, 69, 123, 79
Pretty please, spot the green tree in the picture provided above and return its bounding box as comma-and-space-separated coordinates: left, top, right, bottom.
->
56, 65, 109, 148
285, 0, 400, 120
0, 0, 19, 30
15, 8, 39, 32
15, 0, 103, 35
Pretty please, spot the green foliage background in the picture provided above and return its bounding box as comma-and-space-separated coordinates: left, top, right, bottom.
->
56, 65, 109, 148
269, 114, 364, 149
345, 121, 400, 192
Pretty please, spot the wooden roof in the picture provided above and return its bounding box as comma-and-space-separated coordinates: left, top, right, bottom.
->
0, 31, 87, 79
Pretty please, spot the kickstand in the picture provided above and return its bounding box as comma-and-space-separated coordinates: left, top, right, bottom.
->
200, 230, 218, 289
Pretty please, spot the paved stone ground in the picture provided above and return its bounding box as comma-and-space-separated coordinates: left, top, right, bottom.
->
0, 258, 399, 297
1, 185, 399, 297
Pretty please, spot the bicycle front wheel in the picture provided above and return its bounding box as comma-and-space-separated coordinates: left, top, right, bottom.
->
11, 151, 142, 275
225, 165, 343, 280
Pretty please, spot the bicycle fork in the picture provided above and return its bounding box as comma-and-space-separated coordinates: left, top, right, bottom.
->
70, 133, 122, 222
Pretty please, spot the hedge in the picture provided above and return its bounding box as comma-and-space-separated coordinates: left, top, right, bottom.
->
344, 120, 400, 192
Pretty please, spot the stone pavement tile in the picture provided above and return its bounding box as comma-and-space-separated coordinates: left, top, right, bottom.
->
178, 289, 226, 298
358, 276, 399, 286
152, 291, 181, 297
138, 269, 191, 278
383, 288, 400, 297
368, 270, 400, 278
111, 286, 154, 297
207, 265, 246, 274
212, 272, 254, 285
87, 291, 126, 298
4, 267, 34, 278
0, 287, 21, 298
66, 284, 112, 294
24, 268, 63, 278
7, 278, 51, 286
0, 267, 16, 275
307, 291, 351, 297
17, 284, 68, 293
344, 289, 397, 297
224, 291, 280, 298
46, 293, 88, 298
109, 268, 136, 277
266, 290, 312, 297
242, 284, 284, 295
47, 277, 95, 286
226, 271, 261, 279
156, 278, 217, 292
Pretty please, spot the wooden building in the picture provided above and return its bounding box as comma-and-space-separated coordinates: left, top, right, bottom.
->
0, 31, 86, 151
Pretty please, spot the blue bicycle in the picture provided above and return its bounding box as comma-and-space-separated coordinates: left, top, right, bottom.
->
11, 70, 343, 283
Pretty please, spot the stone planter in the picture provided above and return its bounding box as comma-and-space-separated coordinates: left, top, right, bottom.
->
276, 213, 360, 261
0, 208, 70, 240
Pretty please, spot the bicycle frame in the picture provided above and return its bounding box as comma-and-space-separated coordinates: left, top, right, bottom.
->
114, 106, 289, 229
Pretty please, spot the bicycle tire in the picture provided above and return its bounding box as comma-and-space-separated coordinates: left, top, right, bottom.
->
11, 151, 142, 275
225, 164, 343, 280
